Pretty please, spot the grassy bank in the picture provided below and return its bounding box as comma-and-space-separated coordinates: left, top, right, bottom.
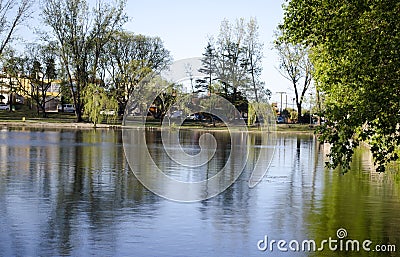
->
0, 105, 76, 123
0, 108, 317, 133
276, 123, 317, 133
0, 105, 119, 129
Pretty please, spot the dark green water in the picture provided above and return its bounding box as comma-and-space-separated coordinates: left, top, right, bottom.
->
0, 128, 398, 256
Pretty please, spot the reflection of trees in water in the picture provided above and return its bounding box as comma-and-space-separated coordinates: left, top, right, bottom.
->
146, 130, 232, 181
197, 133, 270, 248
307, 146, 400, 257
2, 129, 400, 255
198, 172, 253, 250
1, 129, 161, 256
196, 133, 323, 246
264, 134, 322, 241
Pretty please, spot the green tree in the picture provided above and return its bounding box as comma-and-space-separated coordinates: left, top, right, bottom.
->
1, 43, 60, 117
282, 1, 400, 171
0, 48, 26, 112
153, 82, 180, 125
103, 31, 172, 112
215, 18, 249, 104
42, 0, 127, 122
244, 17, 269, 102
23, 42, 59, 117
197, 18, 270, 110
83, 83, 118, 127
274, 28, 313, 122
196, 39, 217, 94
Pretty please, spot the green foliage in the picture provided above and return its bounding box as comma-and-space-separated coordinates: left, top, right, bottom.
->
196, 41, 217, 93
83, 83, 118, 126
274, 28, 313, 120
288, 108, 298, 122
60, 81, 72, 104
42, 0, 127, 122
247, 102, 271, 126
103, 31, 172, 111
248, 103, 256, 126
25, 43, 60, 117
153, 81, 178, 120
197, 18, 270, 109
1, 44, 60, 117
283, 1, 400, 171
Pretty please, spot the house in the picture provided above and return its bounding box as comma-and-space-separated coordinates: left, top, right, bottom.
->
0, 73, 62, 112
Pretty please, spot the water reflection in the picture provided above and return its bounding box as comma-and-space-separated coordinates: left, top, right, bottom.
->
0, 128, 399, 256
123, 128, 255, 201
307, 147, 400, 257
0, 128, 160, 256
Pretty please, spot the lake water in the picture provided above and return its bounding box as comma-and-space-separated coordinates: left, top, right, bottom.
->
0, 128, 399, 256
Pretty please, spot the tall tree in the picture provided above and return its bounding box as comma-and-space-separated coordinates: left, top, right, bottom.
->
244, 17, 265, 102
282, 1, 400, 171
42, 0, 127, 122
197, 18, 270, 107
0, 48, 26, 111
103, 31, 172, 111
216, 18, 249, 104
82, 83, 118, 127
274, 28, 312, 122
23, 42, 59, 117
1, 44, 60, 117
196, 39, 217, 94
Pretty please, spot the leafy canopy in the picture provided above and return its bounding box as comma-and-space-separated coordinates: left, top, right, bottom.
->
282, 0, 400, 171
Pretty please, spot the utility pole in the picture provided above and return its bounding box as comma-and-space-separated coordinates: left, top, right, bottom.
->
185, 63, 194, 93
276, 91, 286, 113
285, 94, 288, 110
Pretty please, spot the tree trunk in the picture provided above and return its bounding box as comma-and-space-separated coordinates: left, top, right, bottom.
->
42, 106, 47, 118
316, 89, 321, 125
249, 56, 259, 103
76, 112, 83, 122
75, 103, 84, 122
297, 103, 302, 124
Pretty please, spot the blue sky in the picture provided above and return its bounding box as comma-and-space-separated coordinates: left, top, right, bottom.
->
124, 0, 293, 106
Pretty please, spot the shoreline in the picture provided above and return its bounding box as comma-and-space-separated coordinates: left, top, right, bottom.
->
0, 119, 317, 134
0, 120, 120, 130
